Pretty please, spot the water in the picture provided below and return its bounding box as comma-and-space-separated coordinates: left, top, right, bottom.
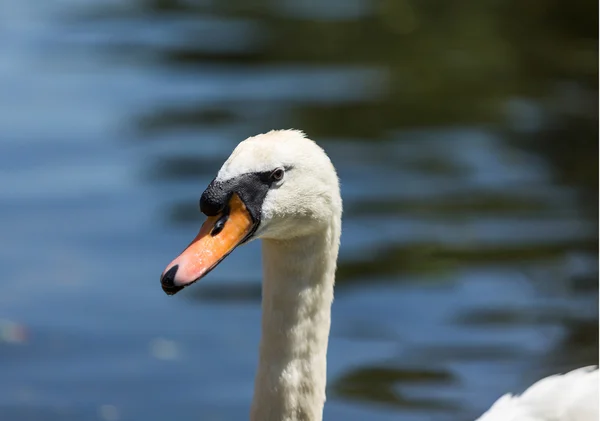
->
0, 1, 597, 420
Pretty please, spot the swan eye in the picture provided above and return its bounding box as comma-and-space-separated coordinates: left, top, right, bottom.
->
270, 168, 285, 182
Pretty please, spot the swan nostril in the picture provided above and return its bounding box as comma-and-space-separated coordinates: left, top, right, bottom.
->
211, 215, 229, 236
160, 265, 183, 295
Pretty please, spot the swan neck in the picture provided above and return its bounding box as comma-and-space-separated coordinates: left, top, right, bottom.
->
250, 226, 339, 421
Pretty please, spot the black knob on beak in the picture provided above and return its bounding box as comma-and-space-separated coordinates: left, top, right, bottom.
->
200, 179, 230, 216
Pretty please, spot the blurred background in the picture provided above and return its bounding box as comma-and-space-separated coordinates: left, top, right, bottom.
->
0, 0, 597, 420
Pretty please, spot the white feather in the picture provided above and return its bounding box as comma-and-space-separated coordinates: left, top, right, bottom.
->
476, 366, 599, 421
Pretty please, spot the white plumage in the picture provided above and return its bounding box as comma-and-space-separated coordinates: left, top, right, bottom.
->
477, 366, 598, 421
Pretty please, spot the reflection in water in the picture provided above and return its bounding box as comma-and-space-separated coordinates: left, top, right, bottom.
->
336, 239, 596, 285
332, 366, 458, 411
0, 0, 597, 420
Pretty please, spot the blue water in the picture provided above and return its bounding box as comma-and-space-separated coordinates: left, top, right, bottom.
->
0, 1, 597, 420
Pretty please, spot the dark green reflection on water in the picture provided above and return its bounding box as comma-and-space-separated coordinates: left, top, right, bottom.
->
331, 366, 458, 411
346, 193, 550, 218
337, 239, 597, 285
83, 0, 597, 135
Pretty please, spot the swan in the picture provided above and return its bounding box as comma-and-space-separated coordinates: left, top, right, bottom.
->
160, 129, 598, 421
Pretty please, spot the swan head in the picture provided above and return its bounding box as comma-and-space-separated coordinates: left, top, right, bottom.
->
160, 129, 341, 295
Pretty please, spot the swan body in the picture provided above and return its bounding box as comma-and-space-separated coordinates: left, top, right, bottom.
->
160, 129, 598, 421
477, 366, 598, 421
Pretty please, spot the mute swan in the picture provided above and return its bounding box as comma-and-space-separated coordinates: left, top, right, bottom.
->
160, 129, 598, 421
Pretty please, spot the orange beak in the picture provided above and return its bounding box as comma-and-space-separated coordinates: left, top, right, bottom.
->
160, 193, 254, 295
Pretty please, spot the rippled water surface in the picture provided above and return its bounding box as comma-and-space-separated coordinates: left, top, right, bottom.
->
0, 1, 597, 420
